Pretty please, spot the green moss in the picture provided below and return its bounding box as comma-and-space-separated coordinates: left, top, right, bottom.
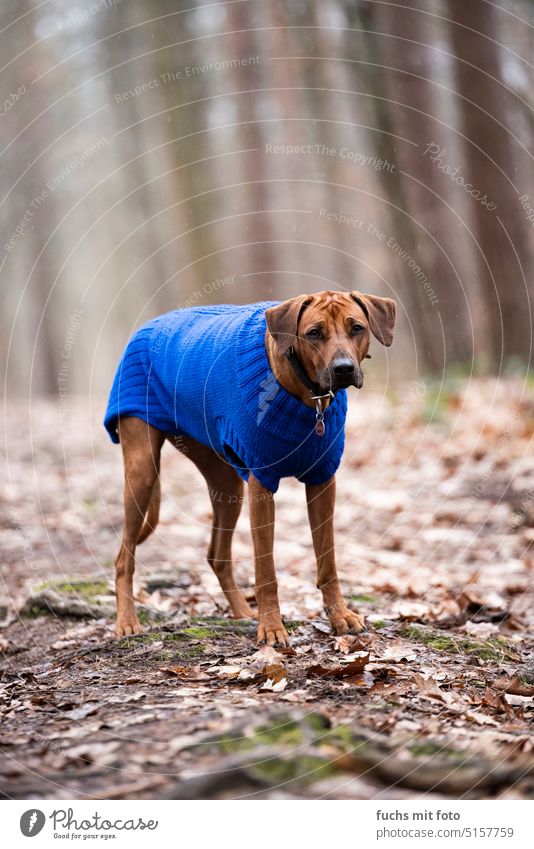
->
409, 742, 466, 760
400, 624, 518, 661
182, 616, 302, 639
181, 626, 222, 639
155, 650, 174, 661
351, 593, 377, 604
319, 724, 356, 751
211, 714, 330, 755
305, 713, 331, 734
136, 608, 168, 625
254, 719, 304, 748
251, 754, 336, 784
116, 630, 207, 651
371, 620, 387, 630
182, 645, 204, 658
34, 578, 110, 599
21, 606, 45, 619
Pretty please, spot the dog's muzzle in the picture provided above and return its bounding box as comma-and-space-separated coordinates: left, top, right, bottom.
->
322, 359, 364, 391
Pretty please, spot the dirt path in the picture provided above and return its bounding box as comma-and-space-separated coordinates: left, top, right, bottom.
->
1, 379, 533, 799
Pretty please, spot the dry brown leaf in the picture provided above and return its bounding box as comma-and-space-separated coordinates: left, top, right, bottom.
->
262, 663, 287, 684
334, 634, 374, 654
307, 652, 370, 679
250, 646, 286, 669
465, 710, 499, 727
260, 676, 288, 692
161, 665, 208, 681
492, 675, 534, 697
377, 640, 417, 663
414, 674, 454, 704
333, 635, 352, 654
482, 687, 509, 713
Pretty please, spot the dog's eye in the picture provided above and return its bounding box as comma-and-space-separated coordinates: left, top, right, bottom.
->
306, 327, 322, 339
351, 324, 365, 335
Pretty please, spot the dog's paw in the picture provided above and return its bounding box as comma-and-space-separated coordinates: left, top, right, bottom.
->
328, 606, 366, 635
257, 617, 290, 648
115, 611, 143, 637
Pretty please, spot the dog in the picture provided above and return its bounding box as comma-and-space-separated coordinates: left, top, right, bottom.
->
104, 290, 396, 646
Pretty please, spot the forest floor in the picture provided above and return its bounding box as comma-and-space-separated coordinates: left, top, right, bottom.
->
1, 377, 534, 800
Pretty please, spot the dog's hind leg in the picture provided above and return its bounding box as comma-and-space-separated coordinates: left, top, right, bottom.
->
170, 436, 254, 619
115, 417, 164, 636
208, 478, 255, 619
137, 478, 161, 544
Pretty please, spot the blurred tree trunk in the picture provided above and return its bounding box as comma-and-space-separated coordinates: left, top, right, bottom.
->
346, 1, 443, 371
447, 0, 533, 366
368, 0, 473, 367
225, 1, 274, 289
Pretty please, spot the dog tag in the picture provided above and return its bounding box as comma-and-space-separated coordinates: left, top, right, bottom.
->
315, 419, 325, 437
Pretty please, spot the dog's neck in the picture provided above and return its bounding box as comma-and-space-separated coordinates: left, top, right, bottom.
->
265, 332, 332, 410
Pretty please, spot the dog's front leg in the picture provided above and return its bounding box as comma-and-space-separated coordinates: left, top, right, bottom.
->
248, 474, 289, 647
306, 477, 365, 634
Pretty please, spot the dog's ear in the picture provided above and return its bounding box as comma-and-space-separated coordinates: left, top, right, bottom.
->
265, 296, 313, 354
351, 291, 396, 347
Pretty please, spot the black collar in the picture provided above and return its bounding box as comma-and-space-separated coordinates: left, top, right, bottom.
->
285, 346, 335, 400
285, 346, 335, 437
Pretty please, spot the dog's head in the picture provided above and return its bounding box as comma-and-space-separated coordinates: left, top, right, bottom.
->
265, 290, 396, 392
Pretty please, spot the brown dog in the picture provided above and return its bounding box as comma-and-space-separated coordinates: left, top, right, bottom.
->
112, 290, 395, 645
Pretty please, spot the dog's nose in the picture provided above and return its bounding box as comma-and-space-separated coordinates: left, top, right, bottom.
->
333, 358, 355, 376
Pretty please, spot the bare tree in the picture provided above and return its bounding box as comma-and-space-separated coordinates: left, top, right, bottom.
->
447, 0, 533, 366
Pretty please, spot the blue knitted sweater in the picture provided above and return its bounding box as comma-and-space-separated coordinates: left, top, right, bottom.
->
104, 302, 347, 492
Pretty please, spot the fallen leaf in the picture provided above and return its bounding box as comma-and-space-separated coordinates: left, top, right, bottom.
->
414, 674, 454, 705
307, 652, 369, 679
465, 710, 499, 726
492, 675, 534, 697
64, 702, 101, 720
311, 620, 331, 635
161, 665, 208, 681
262, 663, 287, 684
333, 634, 374, 654
334, 635, 352, 654
260, 676, 288, 692
482, 688, 509, 713
377, 640, 417, 663
250, 646, 286, 669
